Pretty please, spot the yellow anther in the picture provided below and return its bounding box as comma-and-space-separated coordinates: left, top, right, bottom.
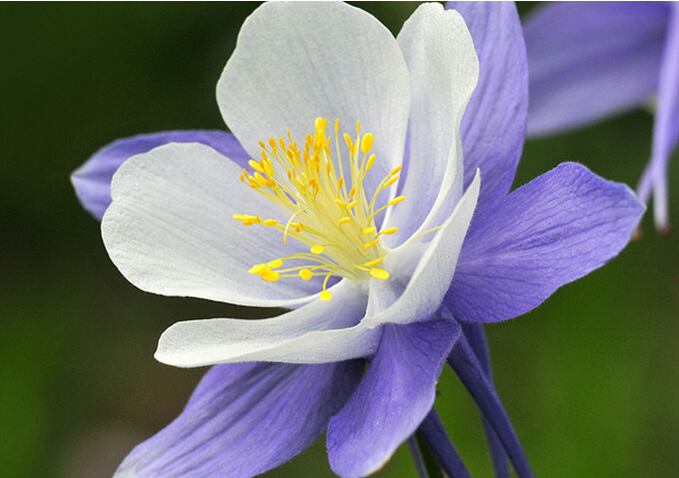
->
361, 133, 374, 153
363, 238, 380, 249
383, 175, 399, 188
260, 268, 280, 282
315, 117, 327, 131
369, 268, 390, 280
388, 196, 406, 206
347, 201, 357, 209
267, 259, 284, 269
389, 166, 402, 176
268, 138, 277, 149
234, 214, 261, 226
355, 120, 361, 134
262, 160, 274, 176
248, 159, 264, 173
363, 258, 384, 267
366, 154, 376, 171
248, 264, 266, 274
310, 245, 325, 254
262, 219, 278, 227
338, 217, 351, 225
343, 133, 353, 150
379, 227, 398, 236
335, 198, 347, 207
362, 226, 377, 235
299, 269, 313, 281
320, 290, 333, 301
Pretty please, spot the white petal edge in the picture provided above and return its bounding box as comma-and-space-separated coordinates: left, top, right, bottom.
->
217, 1, 410, 199
383, 4, 479, 246
154, 281, 379, 367
102, 142, 321, 308
364, 169, 481, 327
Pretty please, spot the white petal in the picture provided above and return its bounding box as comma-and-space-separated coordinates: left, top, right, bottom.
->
383, 4, 479, 246
217, 1, 410, 198
102, 143, 321, 308
154, 281, 379, 366
364, 170, 481, 327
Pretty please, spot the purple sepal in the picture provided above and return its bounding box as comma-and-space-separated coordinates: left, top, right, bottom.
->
71, 130, 249, 220
447, 162, 644, 323
418, 408, 472, 478
327, 318, 460, 478
461, 323, 509, 478
638, 4, 679, 229
524, 1, 669, 136
115, 361, 362, 478
446, 314, 534, 478
447, 1, 528, 210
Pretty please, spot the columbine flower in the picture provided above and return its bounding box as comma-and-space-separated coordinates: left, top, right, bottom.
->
523, 2, 679, 230
72, 2, 643, 477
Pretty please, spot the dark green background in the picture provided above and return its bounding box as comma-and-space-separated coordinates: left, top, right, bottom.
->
1, 2, 677, 477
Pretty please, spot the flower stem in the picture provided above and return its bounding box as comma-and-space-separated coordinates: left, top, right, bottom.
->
417, 408, 472, 478
448, 334, 534, 478
408, 436, 432, 478
461, 322, 510, 478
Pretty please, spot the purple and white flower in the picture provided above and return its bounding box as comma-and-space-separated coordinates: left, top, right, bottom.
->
72, 2, 644, 477
524, 1, 679, 230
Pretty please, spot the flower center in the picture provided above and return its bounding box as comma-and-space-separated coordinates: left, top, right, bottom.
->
233, 117, 405, 301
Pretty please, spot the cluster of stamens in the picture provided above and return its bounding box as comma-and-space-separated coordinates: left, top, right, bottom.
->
233, 117, 405, 301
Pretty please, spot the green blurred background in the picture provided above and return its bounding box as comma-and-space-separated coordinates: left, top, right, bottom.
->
1, 2, 677, 477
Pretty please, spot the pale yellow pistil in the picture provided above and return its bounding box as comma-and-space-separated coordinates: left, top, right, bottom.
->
233, 117, 405, 301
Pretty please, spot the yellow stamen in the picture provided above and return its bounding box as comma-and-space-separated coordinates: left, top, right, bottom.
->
248, 264, 266, 274
388, 196, 406, 206
361, 133, 374, 153
260, 268, 280, 282
363, 258, 384, 267
310, 245, 325, 254
248, 159, 264, 173
299, 269, 313, 281
369, 268, 390, 280
236, 118, 408, 300
383, 175, 399, 188
366, 154, 376, 171
233, 214, 261, 226
363, 238, 380, 249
